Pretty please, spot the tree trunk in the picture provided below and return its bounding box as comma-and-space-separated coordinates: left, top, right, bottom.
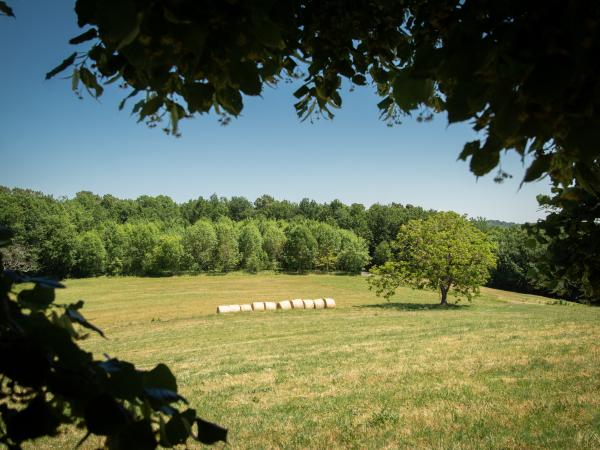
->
440, 286, 448, 305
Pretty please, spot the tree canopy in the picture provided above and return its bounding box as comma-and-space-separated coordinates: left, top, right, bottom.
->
368, 212, 497, 305
42, 0, 599, 196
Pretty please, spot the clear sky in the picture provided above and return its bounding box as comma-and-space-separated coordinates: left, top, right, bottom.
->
0, 1, 551, 223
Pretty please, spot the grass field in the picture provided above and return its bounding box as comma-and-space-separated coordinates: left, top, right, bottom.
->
36, 273, 600, 449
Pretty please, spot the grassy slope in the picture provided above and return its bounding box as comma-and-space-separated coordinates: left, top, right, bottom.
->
37, 273, 600, 449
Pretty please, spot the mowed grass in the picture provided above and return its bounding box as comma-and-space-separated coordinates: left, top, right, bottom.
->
35, 273, 600, 449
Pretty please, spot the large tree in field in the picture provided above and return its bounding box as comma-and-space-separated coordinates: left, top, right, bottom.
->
368, 212, 497, 305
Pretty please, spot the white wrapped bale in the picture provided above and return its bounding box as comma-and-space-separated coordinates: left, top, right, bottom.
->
252, 301, 265, 311
217, 304, 241, 314
264, 301, 277, 311
277, 300, 292, 310
324, 298, 336, 308
291, 299, 305, 309
240, 304, 253, 312
303, 299, 315, 309
313, 298, 325, 309
217, 305, 231, 314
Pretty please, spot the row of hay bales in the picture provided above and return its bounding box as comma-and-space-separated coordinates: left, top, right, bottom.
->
217, 298, 335, 314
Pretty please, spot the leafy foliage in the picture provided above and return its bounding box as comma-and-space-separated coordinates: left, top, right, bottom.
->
0, 229, 227, 449
368, 212, 497, 304
526, 185, 600, 304
486, 226, 546, 295
45, 1, 599, 195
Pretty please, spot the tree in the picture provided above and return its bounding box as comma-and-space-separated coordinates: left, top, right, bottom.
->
527, 186, 600, 303
121, 222, 160, 275
283, 224, 317, 273
228, 196, 254, 222
259, 220, 286, 270
147, 234, 183, 275
368, 212, 497, 305
336, 230, 370, 274
213, 218, 239, 272
372, 240, 392, 267
309, 222, 341, 271
182, 219, 217, 271
73, 230, 107, 277
486, 226, 545, 295
238, 221, 264, 272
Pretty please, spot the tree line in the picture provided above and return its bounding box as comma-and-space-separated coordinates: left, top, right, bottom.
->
0, 187, 545, 295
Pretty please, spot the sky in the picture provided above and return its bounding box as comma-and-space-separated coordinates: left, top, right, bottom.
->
0, 1, 551, 223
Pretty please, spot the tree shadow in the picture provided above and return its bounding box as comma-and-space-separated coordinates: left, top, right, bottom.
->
357, 302, 469, 311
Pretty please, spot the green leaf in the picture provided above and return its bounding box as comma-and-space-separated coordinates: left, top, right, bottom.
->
71, 68, 80, 91
143, 363, 177, 391
79, 67, 104, 97
139, 97, 163, 119
293, 85, 309, 99
45, 52, 77, 80
18, 284, 55, 310
84, 394, 131, 436
69, 28, 98, 45
184, 83, 214, 113
469, 147, 500, 176
196, 418, 228, 445
458, 141, 480, 161
216, 87, 243, 116
0, 1, 15, 17
523, 154, 552, 183
231, 61, 262, 96
391, 70, 433, 112
165, 413, 190, 446
114, 420, 157, 450
143, 388, 186, 405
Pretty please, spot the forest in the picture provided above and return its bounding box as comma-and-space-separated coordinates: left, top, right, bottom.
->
0, 187, 544, 296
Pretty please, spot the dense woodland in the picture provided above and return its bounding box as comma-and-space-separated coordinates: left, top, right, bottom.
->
0, 187, 545, 296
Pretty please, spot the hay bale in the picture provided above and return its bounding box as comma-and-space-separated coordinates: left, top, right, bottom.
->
313, 298, 325, 309
303, 299, 315, 309
264, 301, 277, 311
252, 301, 265, 311
277, 300, 292, 310
216, 305, 231, 314
218, 304, 241, 313
240, 304, 253, 312
291, 299, 305, 309
324, 298, 336, 308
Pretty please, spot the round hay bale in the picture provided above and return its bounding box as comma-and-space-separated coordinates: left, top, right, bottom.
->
324, 298, 336, 308
313, 298, 325, 309
240, 304, 253, 312
277, 300, 292, 310
264, 301, 277, 311
252, 301, 265, 311
291, 299, 305, 309
217, 305, 231, 314
228, 305, 241, 312
303, 299, 315, 309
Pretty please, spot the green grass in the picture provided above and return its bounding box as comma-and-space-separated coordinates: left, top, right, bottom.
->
34, 273, 600, 449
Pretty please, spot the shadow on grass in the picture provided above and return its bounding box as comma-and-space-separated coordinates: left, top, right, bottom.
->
357, 302, 470, 311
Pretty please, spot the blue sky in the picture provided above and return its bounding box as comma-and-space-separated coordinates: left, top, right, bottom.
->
0, 1, 550, 223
